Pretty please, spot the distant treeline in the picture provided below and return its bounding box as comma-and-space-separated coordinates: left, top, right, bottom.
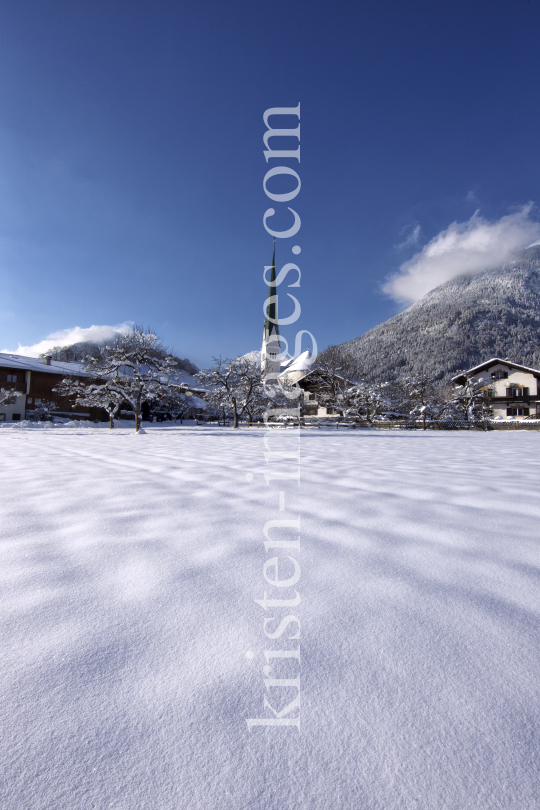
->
40, 339, 199, 376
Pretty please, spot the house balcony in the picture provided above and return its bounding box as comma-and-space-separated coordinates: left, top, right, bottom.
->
490, 395, 537, 405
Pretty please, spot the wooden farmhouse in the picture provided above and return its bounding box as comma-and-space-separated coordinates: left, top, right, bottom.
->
0, 352, 207, 423
452, 358, 540, 420
0, 353, 104, 422
279, 351, 342, 417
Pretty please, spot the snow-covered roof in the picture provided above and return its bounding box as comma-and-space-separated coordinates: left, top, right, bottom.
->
168, 369, 202, 389
186, 394, 207, 408
452, 357, 540, 381
0, 353, 206, 390
279, 350, 314, 376
0, 352, 86, 376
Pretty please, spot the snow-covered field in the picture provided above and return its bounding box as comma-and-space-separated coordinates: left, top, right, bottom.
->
1, 424, 539, 810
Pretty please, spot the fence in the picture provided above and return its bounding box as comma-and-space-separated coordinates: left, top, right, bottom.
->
198, 418, 540, 431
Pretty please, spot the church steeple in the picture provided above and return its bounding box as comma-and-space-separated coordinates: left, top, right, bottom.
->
261, 241, 281, 375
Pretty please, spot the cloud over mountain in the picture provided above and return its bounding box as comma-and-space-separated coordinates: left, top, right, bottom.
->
337, 244, 540, 384
384, 206, 540, 305
2, 323, 133, 357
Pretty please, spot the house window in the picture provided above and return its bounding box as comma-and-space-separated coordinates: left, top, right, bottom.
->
506, 387, 528, 397
11, 413, 21, 421
507, 407, 529, 416
492, 371, 508, 379
0, 414, 5, 421
8, 396, 17, 404
7, 374, 17, 382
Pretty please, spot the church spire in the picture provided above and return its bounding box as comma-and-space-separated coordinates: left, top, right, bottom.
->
261, 240, 281, 375
264, 241, 279, 338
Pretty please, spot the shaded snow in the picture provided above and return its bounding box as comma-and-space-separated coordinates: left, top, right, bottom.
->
1, 425, 540, 809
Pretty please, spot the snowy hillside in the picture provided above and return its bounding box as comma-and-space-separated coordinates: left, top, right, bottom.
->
337, 244, 540, 382
239, 349, 262, 364
1, 424, 540, 809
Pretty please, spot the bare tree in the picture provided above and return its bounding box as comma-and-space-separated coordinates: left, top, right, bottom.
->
196, 357, 266, 429
405, 370, 442, 429
342, 381, 394, 424
54, 377, 124, 427
155, 384, 193, 423
317, 345, 363, 380
0, 386, 22, 407
442, 374, 494, 425
301, 345, 362, 417
33, 400, 59, 421
55, 327, 179, 432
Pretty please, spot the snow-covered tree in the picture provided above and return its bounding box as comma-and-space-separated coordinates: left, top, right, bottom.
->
306, 346, 362, 417
0, 386, 21, 407
342, 381, 393, 424
442, 374, 494, 423
40, 341, 199, 377
404, 371, 443, 429
196, 357, 266, 428
154, 384, 193, 423
54, 377, 124, 427
317, 345, 363, 382
40, 343, 102, 362
55, 327, 180, 432
33, 400, 59, 421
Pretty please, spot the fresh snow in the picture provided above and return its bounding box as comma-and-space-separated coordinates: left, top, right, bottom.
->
239, 349, 262, 364
0, 352, 201, 388
0, 352, 85, 376
1, 425, 540, 809
279, 349, 313, 375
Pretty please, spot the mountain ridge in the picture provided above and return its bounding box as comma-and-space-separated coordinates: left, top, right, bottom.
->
334, 244, 540, 383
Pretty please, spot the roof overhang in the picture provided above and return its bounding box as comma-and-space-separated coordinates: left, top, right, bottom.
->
452, 358, 540, 384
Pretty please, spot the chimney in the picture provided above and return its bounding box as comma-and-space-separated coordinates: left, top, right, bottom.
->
44, 356, 52, 366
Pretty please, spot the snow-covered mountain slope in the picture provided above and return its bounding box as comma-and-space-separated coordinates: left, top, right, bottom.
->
238, 350, 262, 364
337, 244, 540, 382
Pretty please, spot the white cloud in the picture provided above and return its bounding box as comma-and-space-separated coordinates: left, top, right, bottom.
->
2, 323, 133, 357
395, 223, 421, 250
384, 205, 540, 305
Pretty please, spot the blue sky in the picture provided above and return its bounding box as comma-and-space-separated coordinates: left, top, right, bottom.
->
1, 1, 540, 367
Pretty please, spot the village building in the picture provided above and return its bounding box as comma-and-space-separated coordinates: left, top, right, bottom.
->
260, 244, 337, 418
260, 245, 540, 424
452, 358, 540, 420
277, 351, 341, 417
0, 353, 103, 422
0, 352, 207, 423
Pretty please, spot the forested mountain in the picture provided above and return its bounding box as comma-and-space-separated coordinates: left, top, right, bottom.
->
40, 340, 199, 376
334, 244, 540, 383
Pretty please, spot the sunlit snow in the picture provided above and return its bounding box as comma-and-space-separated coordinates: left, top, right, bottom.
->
1, 424, 539, 809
